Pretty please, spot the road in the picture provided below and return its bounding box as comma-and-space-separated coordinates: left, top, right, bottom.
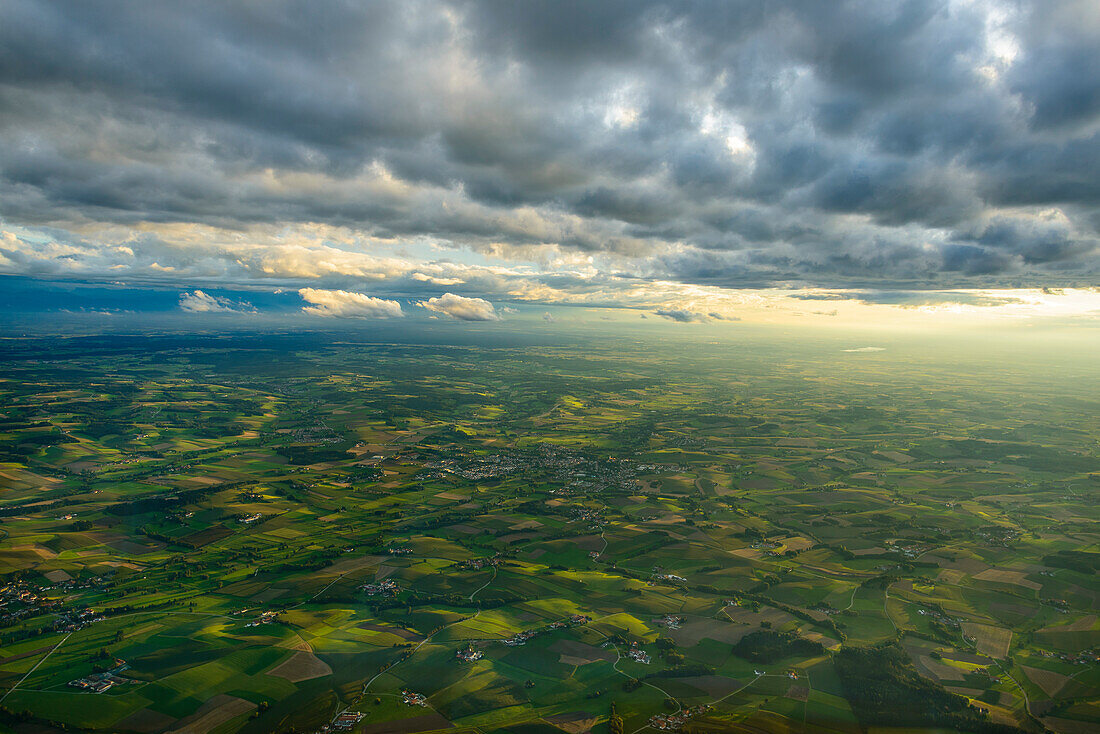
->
0, 632, 72, 705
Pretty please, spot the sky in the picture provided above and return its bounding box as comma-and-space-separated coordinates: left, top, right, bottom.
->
1, 0, 1098, 328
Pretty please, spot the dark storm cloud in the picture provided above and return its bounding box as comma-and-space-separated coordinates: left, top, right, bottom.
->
0, 0, 1098, 293
970, 215, 1094, 264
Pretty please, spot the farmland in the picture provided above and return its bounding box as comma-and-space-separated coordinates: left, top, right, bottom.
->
0, 327, 1097, 734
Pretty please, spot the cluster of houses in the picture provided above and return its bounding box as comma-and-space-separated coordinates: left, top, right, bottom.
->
884, 540, 927, 558
568, 506, 605, 525
329, 712, 364, 730
2, 581, 109, 629
635, 462, 689, 473
502, 631, 536, 647
1038, 647, 1100, 664
101, 454, 156, 469
1043, 597, 1071, 612
651, 573, 687, 585
647, 704, 711, 730
458, 556, 500, 571
456, 646, 483, 662
809, 602, 840, 616
626, 642, 650, 664
68, 661, 129, 694
245, 610, 279, 627
0, 584, 46, 625
4, 585, 39, 603
657, 614, 684, 630
387, 546, 412, 555
503, 615, 591, 647
56, 606, 105, 632
424, 453, 526, 481
916, 608, 961, 628
401, 689, 428, 706
238, 512, 263, 524
359, 579, 400, 597
970, 666, 1003, 682
426, 445, 647, 495
975, 527, 1021, 547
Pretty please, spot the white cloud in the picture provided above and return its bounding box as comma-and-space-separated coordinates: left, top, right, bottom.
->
418, 293, 500, 321
841, 347, 886, 352
179, 290, 253, 313
298, 288, 403, 318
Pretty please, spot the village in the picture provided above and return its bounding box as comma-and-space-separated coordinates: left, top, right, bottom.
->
647, 704, 712, 731
358, 578, 400, 597
502, 614, 592, 647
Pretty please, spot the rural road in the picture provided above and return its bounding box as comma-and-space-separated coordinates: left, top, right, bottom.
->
0, 631, 71, 705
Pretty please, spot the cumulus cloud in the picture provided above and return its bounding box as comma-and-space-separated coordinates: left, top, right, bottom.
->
179, 290, 253, 313
542, 311, 555, 323
418, 292, 500, 321
298, 288, 403, 318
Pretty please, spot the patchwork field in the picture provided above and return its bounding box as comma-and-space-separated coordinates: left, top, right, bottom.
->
0, 331, 1096, 733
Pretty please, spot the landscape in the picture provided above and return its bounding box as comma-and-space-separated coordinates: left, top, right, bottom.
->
1, 1, 1099, 732
0, 325, 1096, 733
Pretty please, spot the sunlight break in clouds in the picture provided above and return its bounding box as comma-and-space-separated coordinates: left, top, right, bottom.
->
298, 288, 404, 319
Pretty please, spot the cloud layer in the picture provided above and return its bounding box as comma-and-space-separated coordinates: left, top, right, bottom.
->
0, 0, 1097, 307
